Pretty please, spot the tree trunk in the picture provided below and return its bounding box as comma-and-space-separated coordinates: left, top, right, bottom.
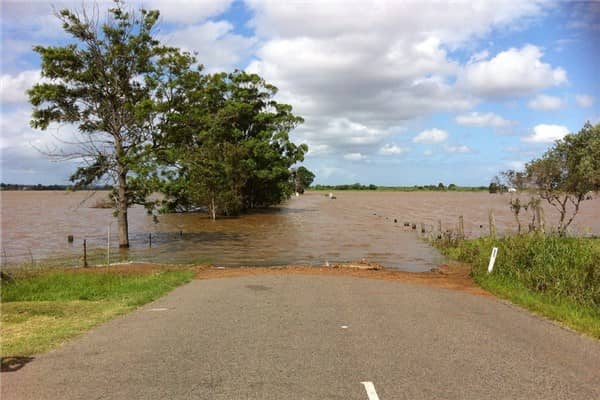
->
560, 194, 583, 237
117, 169, 129, 248
557, 196, 569, 237
210, 196, 216, 221
115, 138, 129, 248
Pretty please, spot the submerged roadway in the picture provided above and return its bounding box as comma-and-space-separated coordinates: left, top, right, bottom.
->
2, 274, 599, 399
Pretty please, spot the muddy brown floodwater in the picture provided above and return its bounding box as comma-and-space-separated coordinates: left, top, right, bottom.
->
1, 191, 599, 271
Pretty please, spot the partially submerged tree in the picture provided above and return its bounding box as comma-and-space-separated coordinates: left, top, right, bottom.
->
504, 122, 600, 236
488, 175, 507, 193
508, 196, 544, 234
160, 70, 307, 219
291, 166, 315, 194
28, 1, 179, 247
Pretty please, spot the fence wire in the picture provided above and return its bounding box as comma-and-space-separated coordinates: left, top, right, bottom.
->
0, 230, 190, 270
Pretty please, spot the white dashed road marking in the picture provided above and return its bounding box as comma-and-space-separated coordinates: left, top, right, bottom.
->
361, 381, 381, 400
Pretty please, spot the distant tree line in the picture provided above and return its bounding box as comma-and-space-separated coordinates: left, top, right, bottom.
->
312, 183, 487, 191
0, 183, 113, 191
488, 176, 508, 193
313, 183, 378, 191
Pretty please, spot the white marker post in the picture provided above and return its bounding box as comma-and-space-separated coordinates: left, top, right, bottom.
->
361, 382, 381, 400
487, 247, 498, 273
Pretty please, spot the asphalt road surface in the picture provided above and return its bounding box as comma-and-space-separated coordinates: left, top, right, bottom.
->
2, 275, 599, 399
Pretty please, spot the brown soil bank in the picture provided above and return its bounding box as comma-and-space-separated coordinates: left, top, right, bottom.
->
59, 261, 489, 297
192, 263, 489, 297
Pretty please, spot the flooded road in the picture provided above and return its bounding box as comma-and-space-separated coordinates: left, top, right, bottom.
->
1, 191, 599, 270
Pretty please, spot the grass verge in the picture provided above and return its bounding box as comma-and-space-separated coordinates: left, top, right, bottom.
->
434, 235, 600, 339
1, 268, 194, 358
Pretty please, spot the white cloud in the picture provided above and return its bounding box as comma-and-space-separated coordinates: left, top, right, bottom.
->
245, 1, 550, 157
246, 0, 549, 44
159, 21, 257, 72
305, 143, 331, 157
575, 94, 595, 108
0, 107, 86, 154
1, 4, 66, 36
343, 152, 367, 161
0, 108, 32, 150
323, 119, 385, 145
246, 35, 472, 124
0, 1, 236, 72
423, 149, 433, 156
293, 118, 392, 159
461, 45, 567, 97
0, 70, 42, 104
315, 165, 358, 182
412, 128, 448, 144
443, 144, 472, 153
528, 94, 565, 110
522, 124, 570, 143
1, 0, 234, 24
455, 111, 513, 128
146, 0, 234, 24
0, 106, 87, 183
379, 144, 409, 155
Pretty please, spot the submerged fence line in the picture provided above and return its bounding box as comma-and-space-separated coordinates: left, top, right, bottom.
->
0, 229, 191, 269
384, 206, 585, 242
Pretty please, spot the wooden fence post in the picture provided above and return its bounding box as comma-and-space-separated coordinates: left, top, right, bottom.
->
458, 215, 465, 240
83, 239, 88, 268
489, 210, 496, 239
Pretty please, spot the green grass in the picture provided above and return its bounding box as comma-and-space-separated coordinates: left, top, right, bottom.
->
1, 269, 194, 357
1, 269, 195, 305
435, 235, 600, 338
475, 274, 600, 337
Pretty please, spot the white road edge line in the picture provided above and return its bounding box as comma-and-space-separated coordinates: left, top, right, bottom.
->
361, 381, 381, 400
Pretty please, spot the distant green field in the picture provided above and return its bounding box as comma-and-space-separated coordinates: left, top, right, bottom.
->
310, 184, 487, 192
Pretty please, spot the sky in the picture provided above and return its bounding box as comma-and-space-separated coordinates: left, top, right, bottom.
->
1, 0, 599, 186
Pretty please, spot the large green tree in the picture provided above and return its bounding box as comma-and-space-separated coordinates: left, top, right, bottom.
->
504, 122, 600, 235
28, 1, 179, 247
160, 71, 307, 218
